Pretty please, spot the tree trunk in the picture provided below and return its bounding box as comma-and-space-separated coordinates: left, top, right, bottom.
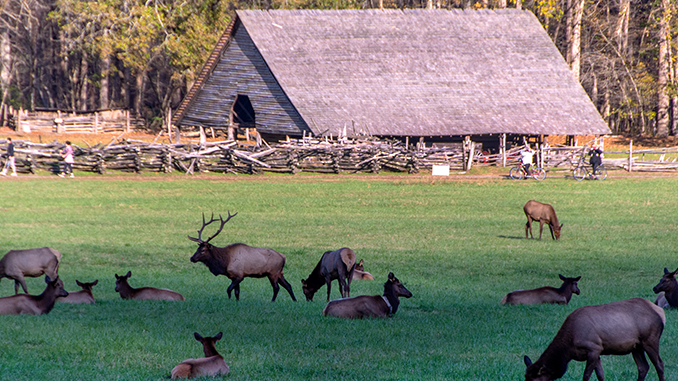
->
79, 50, 88, 111
0, 27, 10, 113
656, 0, 671, 137
100, 54, 110, 109
515, 0, 521, 10
566, 0, 584, 81
615, 0, 630, 56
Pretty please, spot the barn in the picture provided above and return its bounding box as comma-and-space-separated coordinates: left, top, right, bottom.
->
172, 8, 610, 151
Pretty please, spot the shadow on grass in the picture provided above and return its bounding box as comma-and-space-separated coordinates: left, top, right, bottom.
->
497, 235, 525, 240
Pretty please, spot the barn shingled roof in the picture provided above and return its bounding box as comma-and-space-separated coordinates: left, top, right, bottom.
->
174, 9, 610, 137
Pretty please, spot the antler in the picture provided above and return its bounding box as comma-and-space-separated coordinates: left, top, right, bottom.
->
188, 211, 238, 243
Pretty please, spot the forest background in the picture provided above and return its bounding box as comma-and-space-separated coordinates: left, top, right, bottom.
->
0, 0, 676, 138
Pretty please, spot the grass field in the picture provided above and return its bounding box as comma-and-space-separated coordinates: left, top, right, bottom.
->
0, 173, 677, 380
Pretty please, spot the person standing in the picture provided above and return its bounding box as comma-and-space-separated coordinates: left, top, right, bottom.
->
1, 137, 17, 176
589, 144, 603, 177
58, 141, 75, 178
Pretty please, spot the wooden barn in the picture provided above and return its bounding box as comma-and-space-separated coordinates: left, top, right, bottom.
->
173, 9, 610, 151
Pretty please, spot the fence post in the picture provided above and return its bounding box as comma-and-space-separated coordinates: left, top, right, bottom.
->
500, 133, 506, 167
628, 140, 633, 172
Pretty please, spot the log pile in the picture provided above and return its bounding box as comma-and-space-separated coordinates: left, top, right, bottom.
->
2, 137, 677, 175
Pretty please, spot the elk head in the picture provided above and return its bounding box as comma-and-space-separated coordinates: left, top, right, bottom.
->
114, 271, 131, 292
553, 224, 563, 240
46, 275, 69, 298
653, 267, 678, 294
188, 212, 237, 263
388, 272, 412, 298
559, 274, 581, 295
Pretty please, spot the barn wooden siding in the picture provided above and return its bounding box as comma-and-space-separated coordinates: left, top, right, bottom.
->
15, 109, 145, 134
3, 138, 670, 175
178, 19, 310, 137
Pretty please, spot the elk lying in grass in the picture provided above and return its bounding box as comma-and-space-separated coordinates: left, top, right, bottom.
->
653, 267, 678, 308
322, 272, 412, 319
524, 298, 665, 381
58, 280, 98, 304
171, 332, 229, 379
524, 200, 563, 240
0, 247, 62, 294
352, 259, 374, 281
0, 275, 68, 315
114, 271, 184, 301
302, 247, 356, 301
189, 212, 296, 302
501, 275, 581, 305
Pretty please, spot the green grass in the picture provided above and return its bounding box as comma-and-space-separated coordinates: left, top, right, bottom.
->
0, 174, 677, 380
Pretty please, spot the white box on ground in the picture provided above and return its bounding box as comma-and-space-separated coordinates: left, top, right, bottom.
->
432, 164, 450, 176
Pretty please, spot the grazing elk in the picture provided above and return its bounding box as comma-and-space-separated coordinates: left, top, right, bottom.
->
524, 298, 665, 381
58, 280, 98, 304
352, 259, 375, 281
501, 274, 581, 305
653, 267, 678, 308
189, 212, 296, 302
0, 247, 62, 294
302, 247, 356, 301
524, 200, 563, 241
114, 271, 185, 301
171, 332, 229, 379
322, 272, 412, 319
0, 275, 68, 315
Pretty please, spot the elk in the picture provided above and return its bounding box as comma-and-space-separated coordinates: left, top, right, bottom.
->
352, 259, 375, 281
653, 267, 678, 308
114, 271, 185, 301
302, 247, 356, 302
524, 298, 665, 381
322, 272, 412, 319
171, 332, 229, 379
524, 200, 563, 240
0, 275, 68, 315
189, 212, 296, 302
58, 280, 98, 304
501, 274, 581, 305
0, 247, 62, 294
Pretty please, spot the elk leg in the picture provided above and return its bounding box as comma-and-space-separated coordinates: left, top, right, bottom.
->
15, 277, 28, 294
548, 224, 555, 240
525, 218, 533, 239
538, 221, 544, 240
277, 275, 297, 302
631, 348, 650, 381
269, 276, 280, 302
226, 278, 242, 300
582, 354, 602, 381
325, 276, 332, 302
642, 342, 665, 381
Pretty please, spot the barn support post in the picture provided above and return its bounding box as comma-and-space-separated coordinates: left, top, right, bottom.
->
500, 133, 506, 167
628, 140, 633, 172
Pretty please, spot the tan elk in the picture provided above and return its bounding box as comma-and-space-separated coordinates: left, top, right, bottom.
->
322, 272, 412, 319
171, 332, 229, 379
501, 275, 581, 305
0, 275, 68, 315
189, 212, 296, 302
59, 280, 98, 304
524, 200, 563, 240
524, 298, 665, 381
653, 267, 678, 308
114, 271, 185, 301
352, 259, 375, 281
0, 247, 62, 294
302, 247, 356, 301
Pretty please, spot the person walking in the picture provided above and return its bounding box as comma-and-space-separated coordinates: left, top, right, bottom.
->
589, 144, 603, 178
58, 141, 75, 178
1, 137, 17, 176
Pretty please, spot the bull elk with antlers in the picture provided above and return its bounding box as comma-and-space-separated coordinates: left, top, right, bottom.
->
188, 212, 296, 302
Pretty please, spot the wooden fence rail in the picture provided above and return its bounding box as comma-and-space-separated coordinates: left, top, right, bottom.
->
1, 138, 676, 175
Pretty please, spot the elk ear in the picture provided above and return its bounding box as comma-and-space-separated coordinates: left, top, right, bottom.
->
45, 275, 53, 283
574, 276, 581, 281
194, 332, 203, 341
76, 280, 83, 287
524, 355, 532, 367
388, 272, 395, 281
125, 271, 131, 278
214, 332, 223, 341
359, 259, 364, 266
560, 223, 563, 228
673, 268, 678, 275
187, 235, 201, 242
301, 279, 306, 285
559, 274, 565, 280
665, 268, 670, 274
92, 280, 98, 286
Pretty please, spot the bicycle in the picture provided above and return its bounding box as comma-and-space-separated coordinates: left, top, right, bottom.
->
572, 164, 607, 181
509, 162, 546, 181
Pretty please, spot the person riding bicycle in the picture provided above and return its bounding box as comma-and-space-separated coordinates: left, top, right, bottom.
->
519, 145, 535, 176
589, 144, 603, 177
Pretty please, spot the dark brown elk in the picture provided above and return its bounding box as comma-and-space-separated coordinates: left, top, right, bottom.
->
524, 200, 563, 240
189, 212, 296, 302
352, 259, 375, 281
0, 247, 62, 294
524, 298, 665, 381
322, 272, 412, 319
171, 332, 229, 379
653, 267, 678, 308
0, 275, 68, 315
114, 271, 185, 301
58, 280, 98, 304
302, 247, 356, 301
501, 275, 581, 305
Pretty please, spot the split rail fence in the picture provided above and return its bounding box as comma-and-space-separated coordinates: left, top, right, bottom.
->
1, 137, 675, 175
